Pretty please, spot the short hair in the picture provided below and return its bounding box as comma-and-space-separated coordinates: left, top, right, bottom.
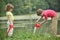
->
37, 9, 43, 16
5, 3, 14, 11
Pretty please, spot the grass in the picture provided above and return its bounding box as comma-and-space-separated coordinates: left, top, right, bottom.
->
3, 27, 60, 40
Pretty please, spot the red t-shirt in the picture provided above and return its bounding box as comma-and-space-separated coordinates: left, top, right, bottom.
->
42, 9, 56, 20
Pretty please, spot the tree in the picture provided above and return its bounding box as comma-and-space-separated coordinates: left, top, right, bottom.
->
45, 0, 59, 11
0, 0, 6, 16
57, 0, 60, 11
0, 0, 60, 16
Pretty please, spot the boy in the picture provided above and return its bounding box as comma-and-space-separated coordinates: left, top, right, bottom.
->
5, 3, 14, 37
35, 9, 58, 35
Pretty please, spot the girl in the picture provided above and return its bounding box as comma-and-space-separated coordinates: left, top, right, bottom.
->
35, 9, 58, 35
5, 4, 14, 37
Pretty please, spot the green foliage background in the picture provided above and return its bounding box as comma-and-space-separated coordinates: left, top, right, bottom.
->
0, 0, 60, 16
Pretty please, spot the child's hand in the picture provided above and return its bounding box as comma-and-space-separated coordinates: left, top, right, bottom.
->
35, 22, 40, 28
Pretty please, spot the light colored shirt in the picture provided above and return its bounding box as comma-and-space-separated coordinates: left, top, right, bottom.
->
6, 12, 14, 20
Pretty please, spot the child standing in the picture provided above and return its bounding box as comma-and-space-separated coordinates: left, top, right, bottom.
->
5, 4, 14, 37
35, 9, 58, 35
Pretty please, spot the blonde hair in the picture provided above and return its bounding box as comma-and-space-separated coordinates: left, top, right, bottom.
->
5, 3, 14, 11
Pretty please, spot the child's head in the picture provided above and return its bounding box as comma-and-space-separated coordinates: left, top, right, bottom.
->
37, 9, 43, 16
5, 3, 14, 12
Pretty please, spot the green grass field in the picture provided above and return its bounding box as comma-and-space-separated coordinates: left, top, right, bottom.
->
2, 27, 60, 40
0, 27, 58, 40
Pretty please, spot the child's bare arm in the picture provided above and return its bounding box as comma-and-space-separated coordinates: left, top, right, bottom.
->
8, 15, 13, 25
35, 16, 43, 23
40, 19, 47, 26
